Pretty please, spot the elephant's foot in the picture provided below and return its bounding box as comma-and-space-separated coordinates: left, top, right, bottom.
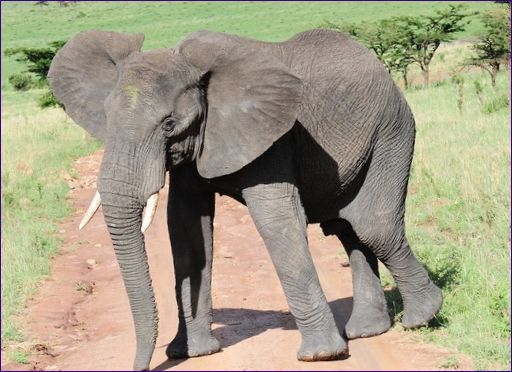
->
166, 329, 220, 359
297, 329, 348, 362
401, 281, 443, 328
345, 301, 391, 339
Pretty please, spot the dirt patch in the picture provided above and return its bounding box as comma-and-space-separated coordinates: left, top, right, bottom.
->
2, 150, 472, 371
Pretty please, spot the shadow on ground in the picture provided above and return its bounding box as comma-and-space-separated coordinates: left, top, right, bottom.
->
152, 297, 353, 370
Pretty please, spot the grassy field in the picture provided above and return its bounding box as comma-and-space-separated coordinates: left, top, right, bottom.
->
385, 70, 510, 369
1, 106, 100, 343
1, 1, 510, 369
1, 1, 496, 89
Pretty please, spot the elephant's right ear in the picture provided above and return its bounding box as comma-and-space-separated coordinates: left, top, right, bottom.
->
48, 30, 144, 141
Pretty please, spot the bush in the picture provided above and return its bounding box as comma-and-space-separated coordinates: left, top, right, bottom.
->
8, 73, 34, 91
38, 90, 63, 109
4, 40, 66, 83
483, 94, 510, 114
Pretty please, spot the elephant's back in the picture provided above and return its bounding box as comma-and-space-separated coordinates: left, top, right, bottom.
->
277, 30, 407, 221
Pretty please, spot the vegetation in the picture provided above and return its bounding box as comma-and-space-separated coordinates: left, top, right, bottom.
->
1, 1, 509, 369
4, 41, 65, 82
451, 74, 465, 113
8, 73, 34, 91
396, 4, 473, 85
326, 4, 474, 87
383, 71, 510, 369
0, 1, 496, 89
323, 18, 415, 88
1, 106, 100, 342
463, 7, 511, 88
4, 41, 65, 107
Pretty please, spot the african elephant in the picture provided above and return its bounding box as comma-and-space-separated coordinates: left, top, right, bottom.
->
48, 29, 442, 370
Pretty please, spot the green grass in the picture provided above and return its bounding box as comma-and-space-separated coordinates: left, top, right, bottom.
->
1, 105, 100, 342
1, 1, 510, 369
7, 348, 29, 365
383, 71, 510, 370
1, 1, 496, 91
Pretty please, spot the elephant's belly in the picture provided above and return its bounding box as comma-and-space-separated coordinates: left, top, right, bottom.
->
292, 123, 372, 224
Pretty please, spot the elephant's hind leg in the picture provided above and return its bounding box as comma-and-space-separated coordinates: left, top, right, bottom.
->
343, 174, 442, 328
359, 224, 442, 329
342, 117, 442, 329
321, 219, 391, 339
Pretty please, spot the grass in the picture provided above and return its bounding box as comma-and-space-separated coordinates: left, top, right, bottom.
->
383, 71, 511, 370
1, 105, 100, 342
1, 1, 510, 369
1, 1, 496, 91
6, 348, 29, 365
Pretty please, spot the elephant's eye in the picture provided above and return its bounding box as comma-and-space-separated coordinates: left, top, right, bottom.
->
162, 114, 176, 132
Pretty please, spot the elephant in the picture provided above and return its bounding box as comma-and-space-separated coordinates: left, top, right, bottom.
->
48, 29, 442, 370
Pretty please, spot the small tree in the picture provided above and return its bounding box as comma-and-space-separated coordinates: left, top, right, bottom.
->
394, 4, 473, 85
4, 40, 66, 83
381, 21, 415, 89
322, 4, 471, 88
464, 8, 510, 88
4, 40, 65, 108
327, 19, 415, 89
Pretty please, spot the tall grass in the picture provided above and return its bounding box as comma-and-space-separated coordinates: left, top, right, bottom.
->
383, 71, 510, 369
1, 106, 99, 341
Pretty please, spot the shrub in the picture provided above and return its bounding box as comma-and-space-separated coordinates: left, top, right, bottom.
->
8, 73, 34, 91
4, 40, 66, 83
38, 90, 63, 109
482, 94, 509, 114
5, 40, 66, 109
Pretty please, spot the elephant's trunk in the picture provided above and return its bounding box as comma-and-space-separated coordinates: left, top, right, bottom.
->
99, 180, 158, 370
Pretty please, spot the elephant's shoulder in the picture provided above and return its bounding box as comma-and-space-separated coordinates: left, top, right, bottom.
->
177, 31, 245, 53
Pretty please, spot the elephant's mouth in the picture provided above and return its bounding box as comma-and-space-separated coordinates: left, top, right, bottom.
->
78, 189, 161, 233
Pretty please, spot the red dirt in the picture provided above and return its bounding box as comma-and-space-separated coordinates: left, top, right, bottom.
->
2, 150, 471, 371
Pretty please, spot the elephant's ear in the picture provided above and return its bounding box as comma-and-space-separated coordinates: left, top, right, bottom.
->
48, 30, 144, 141
177, 31, 303, 179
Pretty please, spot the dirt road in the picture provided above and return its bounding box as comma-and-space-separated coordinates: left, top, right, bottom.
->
3, 151, 469, 371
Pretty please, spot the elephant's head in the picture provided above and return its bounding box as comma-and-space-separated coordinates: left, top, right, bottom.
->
48, 30, 302, 369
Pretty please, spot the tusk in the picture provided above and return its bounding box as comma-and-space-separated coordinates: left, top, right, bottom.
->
79, 191, 101, 230
141, 192, 159, 233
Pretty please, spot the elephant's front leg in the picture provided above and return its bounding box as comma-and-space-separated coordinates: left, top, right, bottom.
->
243, 182, 348, 361
166, 182, 220, 358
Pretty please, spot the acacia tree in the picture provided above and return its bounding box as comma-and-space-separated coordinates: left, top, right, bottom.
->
394, 4, 472, 85
4, 40, 65, 107
464, 8, 510, 88
332, 19, 415, 89
5, 40, 66, 82
323, 4, 471, 88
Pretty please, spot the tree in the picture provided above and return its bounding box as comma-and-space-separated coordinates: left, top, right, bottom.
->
386, 44, 415, 90
326, 19, 416, 89
4, 40, 66, 83
464, 8, 510, 88
4, 40, 66, 108
321, 4, 472, 88
394, 4, 473, 85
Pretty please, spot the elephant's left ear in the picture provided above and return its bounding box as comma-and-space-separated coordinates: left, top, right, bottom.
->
177, 31, 303, 179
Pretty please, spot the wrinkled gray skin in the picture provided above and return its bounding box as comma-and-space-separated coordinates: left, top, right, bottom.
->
48, 29, 442, 370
